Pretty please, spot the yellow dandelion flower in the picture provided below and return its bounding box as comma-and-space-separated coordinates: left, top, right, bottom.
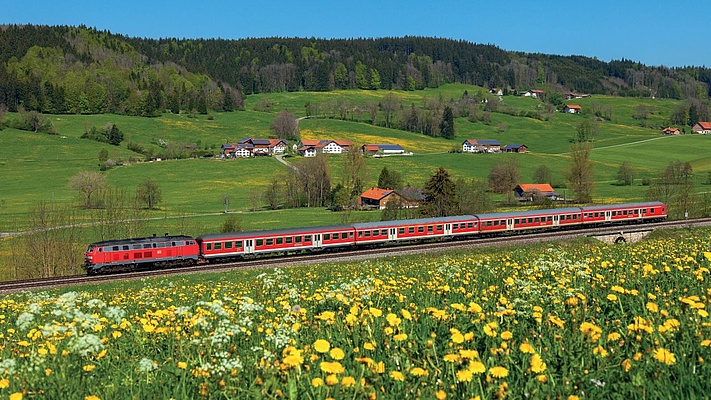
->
393, 333, 408, 342
483, 322, 498, 337
456, 369, 473, 382
85, 396, 101, 400
314, 339, 331, 353
386, 313, 402, 326
83, 365, 96, 372
0, 379, 9, 389
519, 342, 535, 354
653, 348, 676, 365
320, 361, 345, 374
401, 309, 412, 320
410, 367, 428, 377
701, 339, 711, 347
531, 353, 547, 373
368, 307, 383, 318
646, 302, 659, 313
459, 349, 479, 359
607, 332, 621, 341
593, 346, 608, 357
607, 294, 618, 301
489, 366, 509, 378
312, 377, 324, 387
364, 342, 376, 351
444, 354, 461, 363
389, 370, 405, 381
436, 390, 447, 400
451, 331, 465, 343
329, 347, 345, 360
468, 361, 486, 374
536, 374, 548, 383
568, 396, 580, 400
621, 359, 632, 372
10, 393, 22, 400
341, 376, 356, 387
325, 374, 339, 386
500, 331, 513, 341
177, 362, 187, 370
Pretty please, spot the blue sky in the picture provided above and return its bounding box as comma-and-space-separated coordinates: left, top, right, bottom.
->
7, 0, 711, 67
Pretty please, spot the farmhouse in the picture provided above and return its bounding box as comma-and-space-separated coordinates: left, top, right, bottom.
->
692, 122, 711, 134
359, 187, 424, 209
502, 144, 528, 153
564, 104, 582, 114
514, 184, 561, 202
662, 127, 681, 135
361, 144, 406, 156
462, 139, 501, 153
221, 143, 254, 158
297, 139, 353, 157
238, 137, 288, 155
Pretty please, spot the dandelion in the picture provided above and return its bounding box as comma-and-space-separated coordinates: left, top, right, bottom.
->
325, 374, 339, 386
341, 376, 356, 387
0, 379, 9, 389
320, 361, 345, 374
311, 377, 324, 387
607, 294, 618, 301
519, 342, 535, 354
653, 348, 676, 365
444, 354, 461, 363
436, 390, 447, 400
489, 366, 509, 378
393, 333, 408, 342
410, 367, 428, 377
313, 339, 330, 353
329, 347, 345, 360
389, 371, 405, 381
459, 349, 479, 359
85, 396, 101, 400
500, 331, 513, 341
468, 361, 486, 374
531, 353, 547, 373
178, 362, 187, 370
621, 359, 632, 372
456, 369, 473, 382
9, 393, 22, 400
83, 365, 95, 372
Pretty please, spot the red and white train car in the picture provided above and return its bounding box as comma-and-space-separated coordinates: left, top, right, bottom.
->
352, 215, 479, 245
196, 225, 356, 260
581, 202, 667, 225
476, 207, 584, 234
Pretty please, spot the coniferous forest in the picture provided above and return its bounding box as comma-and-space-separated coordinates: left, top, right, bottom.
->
1, 24, 711, 117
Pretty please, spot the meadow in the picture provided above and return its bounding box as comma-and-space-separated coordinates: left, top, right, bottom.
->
0, 227, 709, 398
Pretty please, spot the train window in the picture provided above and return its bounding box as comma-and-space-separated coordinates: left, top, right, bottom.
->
225, 242, 233, 249
324, 234, 331, 241
256, 239, 264, 246
341, 232, 348, 239
436, 225, 442, 231
470, 222, 475, 228
494, 220, 499, 226
633, 210, 638, 215
206, 243, 212, 251
215, 243, 222, 250
358, 232, 363, 238
266, 239, 273, 246
236, 241, 243, 248
372, 230, 378, 236
304, 235, 312, 242
533, 217, 538, 223
526, 218, 531, 224
349, 232, 354, 238
364, 231, 371, 237
514, 219, 520, 224
452, 223, 459, 230
399, 228, 406, 234
295, 236, 302, 243
112, 246, 119, 252
408, 227, 415, 233
381, 229, 388, 236
276, 238, 283, 245
285, 237, 292, 244
485, 221, 492, 227
649, 208, 654, 213
642, 209, 647, 214
123, 245, 129, 250
427, 226, 434, 233
612, 211, 617, 216
418, 226, 424, 233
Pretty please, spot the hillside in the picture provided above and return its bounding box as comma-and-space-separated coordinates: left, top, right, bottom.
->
1, 25, 711, 118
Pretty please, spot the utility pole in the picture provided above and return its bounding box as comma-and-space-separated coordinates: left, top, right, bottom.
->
223, 194, 229, 213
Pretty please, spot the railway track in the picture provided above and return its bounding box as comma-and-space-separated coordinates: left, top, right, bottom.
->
2, 217, 710, 295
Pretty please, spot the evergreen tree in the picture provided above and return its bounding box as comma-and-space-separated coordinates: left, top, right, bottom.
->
439, 106, 455, 139
420, 167, 456, 217
377, 166, 403, 190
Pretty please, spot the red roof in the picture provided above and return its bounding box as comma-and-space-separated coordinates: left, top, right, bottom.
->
300, 139, 321, 146
333, 140, 353, 147
566, 104, 582, 109
518, 184, 555, 193
360, 187, 392, 201
697, 122, 711, 130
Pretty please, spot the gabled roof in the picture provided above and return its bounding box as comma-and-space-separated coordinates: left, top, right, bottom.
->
360, 187, 393, 201
696, 121, 711, 130
362, 144, 404, 151
662, 127, 680, 133
463, 139, 500, 146
517, 184, 555, 193
502, 144, 526, 149
395, 187, 425, 202
333, 140, 353, 147
565, 104, 582, 109
268, 139, 287, 146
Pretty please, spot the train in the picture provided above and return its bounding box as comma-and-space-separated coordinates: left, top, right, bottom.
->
83, 201, 667, 274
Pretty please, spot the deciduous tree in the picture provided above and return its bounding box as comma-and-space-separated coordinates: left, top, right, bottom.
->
69, 171, 106, 209
616, 162, 635, 186
136, 179, 162, 210
533, 164, 552, 184
488, 159, 520, 204
270, 110, 299, 140
564, 142, 594, 203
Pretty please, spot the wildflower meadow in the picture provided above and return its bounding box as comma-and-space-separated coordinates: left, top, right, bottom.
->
0, 229, 710, 399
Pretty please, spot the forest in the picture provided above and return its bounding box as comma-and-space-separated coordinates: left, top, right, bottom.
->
1, 24, 711, 117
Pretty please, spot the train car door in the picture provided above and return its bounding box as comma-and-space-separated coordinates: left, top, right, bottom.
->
605, 211, 612, 222
506, 219, 514, 231
244, 239, 255, 255
553, 215, 560, 226
389, 228, 397, 241
313, 234, 322, 248
444, 224, 452, 236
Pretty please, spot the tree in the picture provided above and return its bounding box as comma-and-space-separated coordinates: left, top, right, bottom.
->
574, 118, 599, 142
533, 164, 552, 184
369, 68, 381, 90
136, 179, 162, 209
270, 110, 299, 140
454, 178, 493, 214
263, 177, 282, 210
379, 93, 401, 128
342, 150, 366, 203
221, 214, 243, 233
633, 105, 654, 124
98, 149, 109, 166
69, 171, 106, 209
439, 106, 455, 139
646, 161, 693, 218
377, 167, 403, 190
616, 162, 635, 186
488, 159, 520, 203
420, 167, 456, 217
564, 142, 594, 203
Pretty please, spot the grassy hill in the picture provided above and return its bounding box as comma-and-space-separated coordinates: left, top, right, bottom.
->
1, 84, 711, 277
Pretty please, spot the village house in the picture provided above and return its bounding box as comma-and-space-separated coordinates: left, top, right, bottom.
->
462, 139, 501, 153
662, 127, 681, 135
564, 92, 591, 99
563, 104, 582, 114
514, 184, 561, 202
489, 88, 503, 96
502, 144, 528, 153
520, 89, 545, 98
297, 139, 353, 157
361, 144, 406, 156
358, 187, 424, 210
692, 122, 711, 134
222, 137, 288, 158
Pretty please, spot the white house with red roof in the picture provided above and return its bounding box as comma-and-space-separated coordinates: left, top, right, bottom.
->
514, 184, 561, 201
692, 122, 711, 134
564, 104, 582, 114
297, 139, 353, 157
662, 127, 681, 135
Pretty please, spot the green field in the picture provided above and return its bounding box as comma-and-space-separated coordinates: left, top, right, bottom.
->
2, 83, 711, 276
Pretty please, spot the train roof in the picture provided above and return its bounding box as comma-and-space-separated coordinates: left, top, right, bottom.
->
88, 235, 194, 247
352, 215, 475, 229
581, 202, 665, 211
196, 225, 354, 241
475, 207, 583, 219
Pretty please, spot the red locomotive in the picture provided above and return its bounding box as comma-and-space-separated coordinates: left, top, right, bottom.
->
83, 202, 667, 274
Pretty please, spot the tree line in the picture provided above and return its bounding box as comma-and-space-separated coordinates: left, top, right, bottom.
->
2, 25, 711, 118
